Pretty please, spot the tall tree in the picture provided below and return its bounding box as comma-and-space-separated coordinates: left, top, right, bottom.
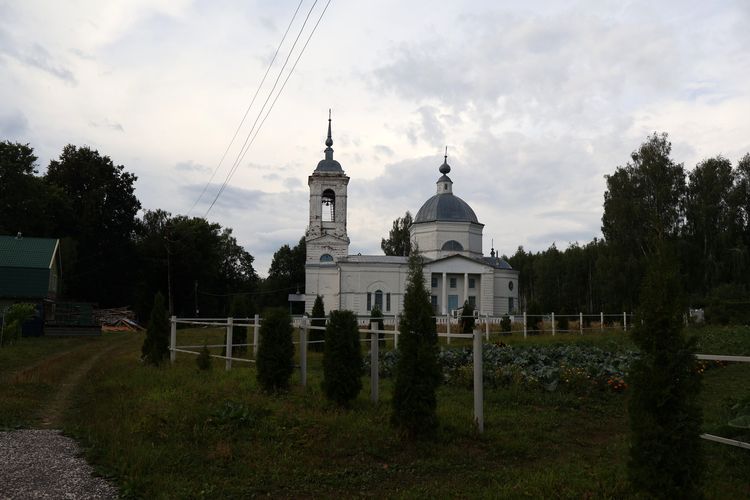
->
391, 252, 441, 438
0, 141, 69, 236
602, 133, 686, 310
262, 237, 306, 310
133, 210, 258, 320
381, 211, 413, 256
683, 156, 735, 296
45, 145, 141, 306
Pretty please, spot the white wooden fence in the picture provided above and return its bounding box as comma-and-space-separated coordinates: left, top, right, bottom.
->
168, 314, 747, 439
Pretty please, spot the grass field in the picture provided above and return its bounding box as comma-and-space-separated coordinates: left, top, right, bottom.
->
1, 325, 748, 498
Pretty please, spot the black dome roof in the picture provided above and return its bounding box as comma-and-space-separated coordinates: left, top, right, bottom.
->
414, 193, 479, 224
315, 158, 343, 172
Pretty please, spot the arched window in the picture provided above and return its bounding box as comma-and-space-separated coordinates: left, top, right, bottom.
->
374, 290, 383, 311
441, 240, 464, 251
320, 254, 334, 263
322, 189, 335, 222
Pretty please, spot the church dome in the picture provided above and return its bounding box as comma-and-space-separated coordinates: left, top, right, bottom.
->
314, 111, 343, 173
414, 193, 479, 223
413, 152, 479, 224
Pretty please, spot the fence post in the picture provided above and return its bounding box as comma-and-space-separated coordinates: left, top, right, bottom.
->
170, 315, 177, 363
446, 315, 451, 345
551, 312, 555, 336
253, 313, 260, 357
600, 312, 604, 332
300, 317, 308, 388
484, 314, 490, 341
225, 317, 233, 371
623, 312, 627, 332
370, 321, 379, 403
523, 312, 527, 339
473, 328, 484, 433
394, 314, 399, 349
579, 312, 583, 335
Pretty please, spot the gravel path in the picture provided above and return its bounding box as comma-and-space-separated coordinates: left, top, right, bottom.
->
0, 429, 117, 499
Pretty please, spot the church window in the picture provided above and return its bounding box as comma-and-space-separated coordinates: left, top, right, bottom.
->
366, 292, 371, 311
449, 277, 456, 288
320, 253, 334, 263
468, 296, 476, 307
322, 189, 335, 222
430, 295, 438, 313
508, 281, 514, 291
469, 278, 475, 289
386, 293, 391, 312
508, 297, 515, 313
431, 276, 438, 288
441, 240, 464, 251
374, 290, 383, 311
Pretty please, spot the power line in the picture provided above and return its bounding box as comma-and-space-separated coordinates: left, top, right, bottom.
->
204, 0, 331, 216
227, 0, 333, 188
187, 0, 305, 215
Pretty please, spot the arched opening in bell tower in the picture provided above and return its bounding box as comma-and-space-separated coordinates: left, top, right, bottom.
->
322, 189, 335, 222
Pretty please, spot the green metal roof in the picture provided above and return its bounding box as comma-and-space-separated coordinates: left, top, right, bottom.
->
0, 236, 58, 269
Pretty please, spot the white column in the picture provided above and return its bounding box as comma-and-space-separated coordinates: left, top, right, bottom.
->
370, 321, 379, 403
441, 272, 447, 315
225, 317, 233, 371
463, 273, 469, 305
473, 328, 484, 433
170, 316, 176, 363
300, 317, 308, 388
253, 314, 260, 357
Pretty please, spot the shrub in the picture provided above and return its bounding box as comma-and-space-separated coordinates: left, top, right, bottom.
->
459, 301, 475, 333
1, 303, 35, 346
627, 247, 704, 497
310, 295, 326, 352
499, 314, 512, 335
391, 252, 441, 438
526, 300, 542, 332
196, 343, 212, 371
322, 310, 362, 406
370, 304, 385, 347
704, 284, 750, 325
256, 308, 294, 393
141, 292, 170, 366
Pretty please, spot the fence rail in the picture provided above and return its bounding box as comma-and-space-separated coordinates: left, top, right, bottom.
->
167, 313, 746, 439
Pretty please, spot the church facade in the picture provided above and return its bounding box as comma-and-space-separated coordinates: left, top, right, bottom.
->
304, 117, 519, 318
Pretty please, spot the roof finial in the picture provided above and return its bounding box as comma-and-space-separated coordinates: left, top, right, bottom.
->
439, 145, 451, 175
325, 109, 333, 148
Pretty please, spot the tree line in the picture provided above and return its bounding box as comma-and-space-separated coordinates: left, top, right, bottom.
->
380, 133, 749, 322
0, 141, 306, 320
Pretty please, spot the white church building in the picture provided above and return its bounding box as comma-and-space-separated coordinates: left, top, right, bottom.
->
304, 117, 519, 318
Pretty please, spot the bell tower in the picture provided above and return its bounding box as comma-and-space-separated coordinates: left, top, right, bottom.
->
305, 111, 350, 263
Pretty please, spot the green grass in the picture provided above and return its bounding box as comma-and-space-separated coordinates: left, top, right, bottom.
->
0, 335, 110, 428
2, 326, 748, 497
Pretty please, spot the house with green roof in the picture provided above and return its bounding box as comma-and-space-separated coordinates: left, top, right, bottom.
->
0, 234, 62, 334
0, 234, 61, 302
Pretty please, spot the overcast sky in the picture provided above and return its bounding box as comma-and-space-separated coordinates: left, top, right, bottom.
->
2, 0, 749, 276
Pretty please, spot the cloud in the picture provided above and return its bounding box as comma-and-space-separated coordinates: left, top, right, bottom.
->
0, 27, 76, 84
175, 160, 211, 174
89, 119, 124, 132
0, 109, 29, 138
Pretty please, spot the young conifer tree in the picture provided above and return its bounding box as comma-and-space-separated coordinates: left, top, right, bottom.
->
322, 309, 362, 406
460, 300, 475, 333
256, 308, 294, 393
310, 295, 326, 352
141, 292, 169, 365
628, 245, 704, 497
391, 251, 441, 438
